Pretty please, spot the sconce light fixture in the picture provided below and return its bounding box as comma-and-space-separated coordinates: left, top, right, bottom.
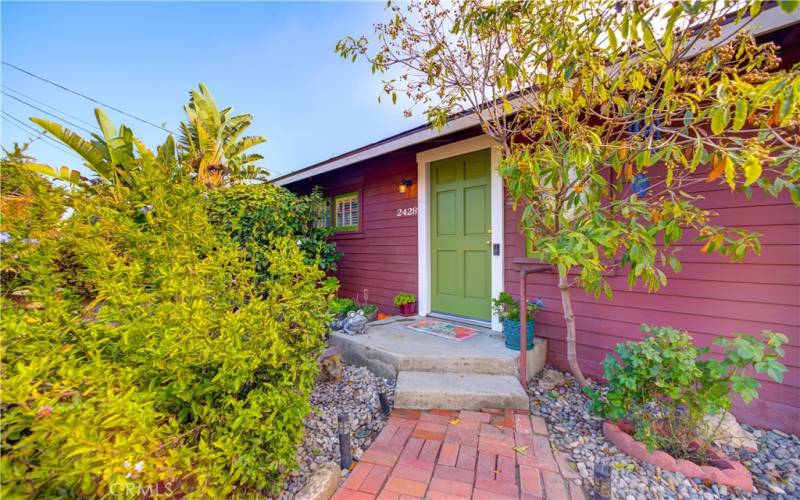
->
399, 179, 413, 194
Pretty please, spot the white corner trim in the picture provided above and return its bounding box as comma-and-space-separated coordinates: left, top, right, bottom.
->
416, 152, 431, 320
416, 134, 504, 331
489, 145, 504, 332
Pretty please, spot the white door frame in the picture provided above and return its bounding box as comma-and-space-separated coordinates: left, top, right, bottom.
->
416, 134, 504, 331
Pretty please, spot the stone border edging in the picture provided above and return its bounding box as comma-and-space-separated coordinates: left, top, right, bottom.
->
602, 421, 754, 491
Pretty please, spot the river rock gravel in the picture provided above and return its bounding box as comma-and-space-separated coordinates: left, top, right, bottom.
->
529, 367, 800, 500
280, 364, 394, 499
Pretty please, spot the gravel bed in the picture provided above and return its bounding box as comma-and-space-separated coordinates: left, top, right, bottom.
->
529, 367, 800, 500
280, 364, 394, 499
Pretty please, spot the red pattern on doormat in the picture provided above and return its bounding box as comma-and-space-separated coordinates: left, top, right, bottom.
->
405, 320, 480, 342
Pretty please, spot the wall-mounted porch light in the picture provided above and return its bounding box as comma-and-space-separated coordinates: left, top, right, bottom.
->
399, 179, 413, 194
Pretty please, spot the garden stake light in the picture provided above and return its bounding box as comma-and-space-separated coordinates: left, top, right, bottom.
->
338, 412, 352, 469
378, 391, 390, 415
594, 463, 612, 500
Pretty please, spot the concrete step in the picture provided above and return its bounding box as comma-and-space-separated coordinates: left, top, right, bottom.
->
328, 320, 547, 380
394, 371, 529, 410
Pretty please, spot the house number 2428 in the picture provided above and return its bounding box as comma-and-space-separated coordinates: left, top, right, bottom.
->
396, 207, 418, 217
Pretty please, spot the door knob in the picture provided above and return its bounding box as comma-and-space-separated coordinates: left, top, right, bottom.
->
486, 240, 491, 245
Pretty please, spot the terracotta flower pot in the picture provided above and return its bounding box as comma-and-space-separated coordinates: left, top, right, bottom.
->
399, 302, 417, 316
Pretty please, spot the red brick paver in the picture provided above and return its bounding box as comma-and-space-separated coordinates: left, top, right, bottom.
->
334, 408, 584, 499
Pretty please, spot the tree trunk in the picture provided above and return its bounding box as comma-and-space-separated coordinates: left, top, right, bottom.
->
558, 269, 589, 387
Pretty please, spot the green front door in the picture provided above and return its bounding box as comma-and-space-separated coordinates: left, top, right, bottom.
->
430, 149, 492, 321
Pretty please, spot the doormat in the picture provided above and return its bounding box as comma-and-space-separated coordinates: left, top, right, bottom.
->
405, 319, 480, 342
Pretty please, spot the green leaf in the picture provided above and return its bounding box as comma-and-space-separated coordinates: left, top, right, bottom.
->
710, 106, 729, 135
766, 363, 786, 382
683, 110, 693, 128
425, 43, 443, 58
750, 1, 762, 17
663, 69, 674, 97
21, 162, 83, 185
629, 71, 644, 91
777, 0, 799, 13
607, 28, 618, 52
743, 155, 762, 187
724, 155, 736, 190
30, 117, 107, 175
733, 99, 748, 131
502, 98, 513, 114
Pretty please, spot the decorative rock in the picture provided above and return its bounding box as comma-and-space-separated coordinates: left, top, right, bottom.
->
279, 364, 394, 499
318, 347, 343, 383
701, 411, 758, 452
537, 368, 566, 390
294, 463, 340, 500
526, 366, 800, 500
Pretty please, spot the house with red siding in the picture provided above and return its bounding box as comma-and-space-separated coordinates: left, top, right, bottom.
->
276, 12, 800, 434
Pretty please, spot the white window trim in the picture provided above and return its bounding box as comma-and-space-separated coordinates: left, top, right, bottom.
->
416, 134, 504, 331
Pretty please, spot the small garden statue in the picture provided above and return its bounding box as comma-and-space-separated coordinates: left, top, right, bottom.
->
342, 309, 368, 336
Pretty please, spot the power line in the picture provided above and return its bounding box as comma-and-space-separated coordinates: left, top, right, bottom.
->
2, 61, 176, 135
3, 62, 281, 177
2, 84, 101, 131
2, 91, 98, 135
2, 113, 83, 160
1, 110, 85, 160
2, 114, 46, 142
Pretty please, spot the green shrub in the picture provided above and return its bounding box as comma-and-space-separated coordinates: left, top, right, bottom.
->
206, 183, 341, 283
1, 152, 332, 496
586, 325, 787, 460
393, 292, 416, 307
329, 297, 356, 317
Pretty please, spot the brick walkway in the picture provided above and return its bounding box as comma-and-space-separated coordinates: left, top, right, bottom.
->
333, 408, 585, 500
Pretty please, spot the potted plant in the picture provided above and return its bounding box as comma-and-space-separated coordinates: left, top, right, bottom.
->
329, 297, 356, 319
492, 292, 543, 350
361, 304, 378, 322
356, 289, 378, 322
393, 292, 417, 316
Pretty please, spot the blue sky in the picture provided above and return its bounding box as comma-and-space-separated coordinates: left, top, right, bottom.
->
1, 1, 417, 178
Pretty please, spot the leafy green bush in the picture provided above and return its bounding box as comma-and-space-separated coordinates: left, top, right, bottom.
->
329, 297, 357, 317
587, 325, 787, 460
1, 149, 332, 496
206, 184, 341, 283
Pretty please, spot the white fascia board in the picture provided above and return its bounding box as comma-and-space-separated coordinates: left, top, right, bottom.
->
682, 6, 800, 60
274, 112, 482, 186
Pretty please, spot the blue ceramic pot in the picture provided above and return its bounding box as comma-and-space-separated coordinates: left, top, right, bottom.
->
502, 319, 535, 350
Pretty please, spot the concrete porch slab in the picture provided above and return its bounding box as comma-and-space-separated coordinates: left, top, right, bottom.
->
328, 316, 547, 381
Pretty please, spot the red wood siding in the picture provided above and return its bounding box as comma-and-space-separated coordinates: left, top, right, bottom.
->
504, 184, 800, 435
291, 154, 419, 315
288, 155, 799, 434
282, 24, 800, 435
